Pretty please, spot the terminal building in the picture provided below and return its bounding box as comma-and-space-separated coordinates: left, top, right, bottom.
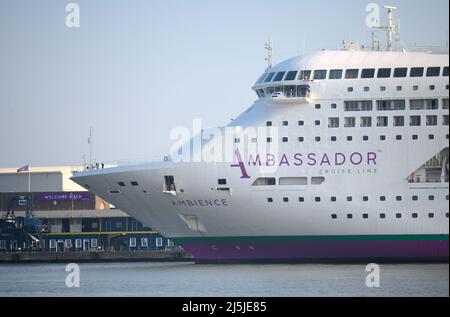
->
0, 166, 177, 253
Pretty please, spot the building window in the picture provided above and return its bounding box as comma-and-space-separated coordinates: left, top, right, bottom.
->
376, 100, 406, 111
156, 237, 163, 247
360, 117, 372, 127
141, 238, 148, 247
410, 99, 438, 110
328, 117, 339, 128
75, 239, 82, 248
409, 116, 421, 126
377, 116, 388, 127
426, 115, 438, 126
443, 115, 449, 126
129, 238, 137, 248
64, 239, 72, 249
91, 239, 98, 248
344, 100, 373, 111
393, 116, 405, 127
344, 117, 356, 128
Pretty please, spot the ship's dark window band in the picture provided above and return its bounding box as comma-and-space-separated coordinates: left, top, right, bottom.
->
329, 69, 343, 79
345, 69, 359, 79
426, 67, 441, 77
264, 72, 276, 82
394, 68, 408, 78
377, 68, 391, 78
361, 68, 375, 78
314, 70, 327, 80
410, 67, 424, 77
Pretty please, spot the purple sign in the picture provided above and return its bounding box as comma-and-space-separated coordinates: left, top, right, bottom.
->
37, 192, 91, 201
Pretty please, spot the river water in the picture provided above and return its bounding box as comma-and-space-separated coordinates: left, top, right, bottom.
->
0, 262, 447, 297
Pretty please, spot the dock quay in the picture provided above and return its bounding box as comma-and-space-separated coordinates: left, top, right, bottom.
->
0, 250, 194, 263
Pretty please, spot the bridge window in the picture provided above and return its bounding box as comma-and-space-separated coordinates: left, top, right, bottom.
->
264, 72, 276, 82
285, 71, 298, 81
252, 178, 276, 186
410, 67, 424, 77
314, 70, 327, 80
256, 73, 268, 83
273, 71, 286, 82
394, 68, 408, 78
329, 69, 343, 79
426, 67, 441, 77
298, 70, 312, 80
361, 68, 375, 78
345, 69, 359, 79
377, 68, 391, 78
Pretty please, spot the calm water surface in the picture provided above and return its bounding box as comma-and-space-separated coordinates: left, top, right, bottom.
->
0, 262, 448, 297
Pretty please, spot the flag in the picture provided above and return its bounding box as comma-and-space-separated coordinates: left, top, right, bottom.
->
17, 165, 29, 173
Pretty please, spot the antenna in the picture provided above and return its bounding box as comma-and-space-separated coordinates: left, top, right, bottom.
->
88, 126, 93, 168
372, 5, 400, 51
265, 40, 273, 70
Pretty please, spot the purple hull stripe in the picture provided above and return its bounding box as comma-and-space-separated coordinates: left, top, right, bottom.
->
182, 240, 449, 261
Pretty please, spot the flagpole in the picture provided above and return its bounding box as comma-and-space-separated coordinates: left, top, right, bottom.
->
28, 167, 31, 193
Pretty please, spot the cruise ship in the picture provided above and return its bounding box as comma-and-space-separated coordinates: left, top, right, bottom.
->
72, 8, 449, 263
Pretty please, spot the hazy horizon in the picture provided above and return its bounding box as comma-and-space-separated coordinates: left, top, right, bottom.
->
1, 0, 448, 167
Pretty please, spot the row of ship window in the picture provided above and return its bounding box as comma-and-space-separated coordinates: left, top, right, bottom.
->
329, 212, 449, 220
267, 194, 449, 203
236, 133, 448, 144
257, 66, 450, 83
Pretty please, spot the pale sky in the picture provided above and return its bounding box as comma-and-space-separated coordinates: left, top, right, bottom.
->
0, 0, 448, 167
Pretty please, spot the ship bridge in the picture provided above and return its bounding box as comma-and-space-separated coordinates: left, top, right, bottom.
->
252, 50, 449, 102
